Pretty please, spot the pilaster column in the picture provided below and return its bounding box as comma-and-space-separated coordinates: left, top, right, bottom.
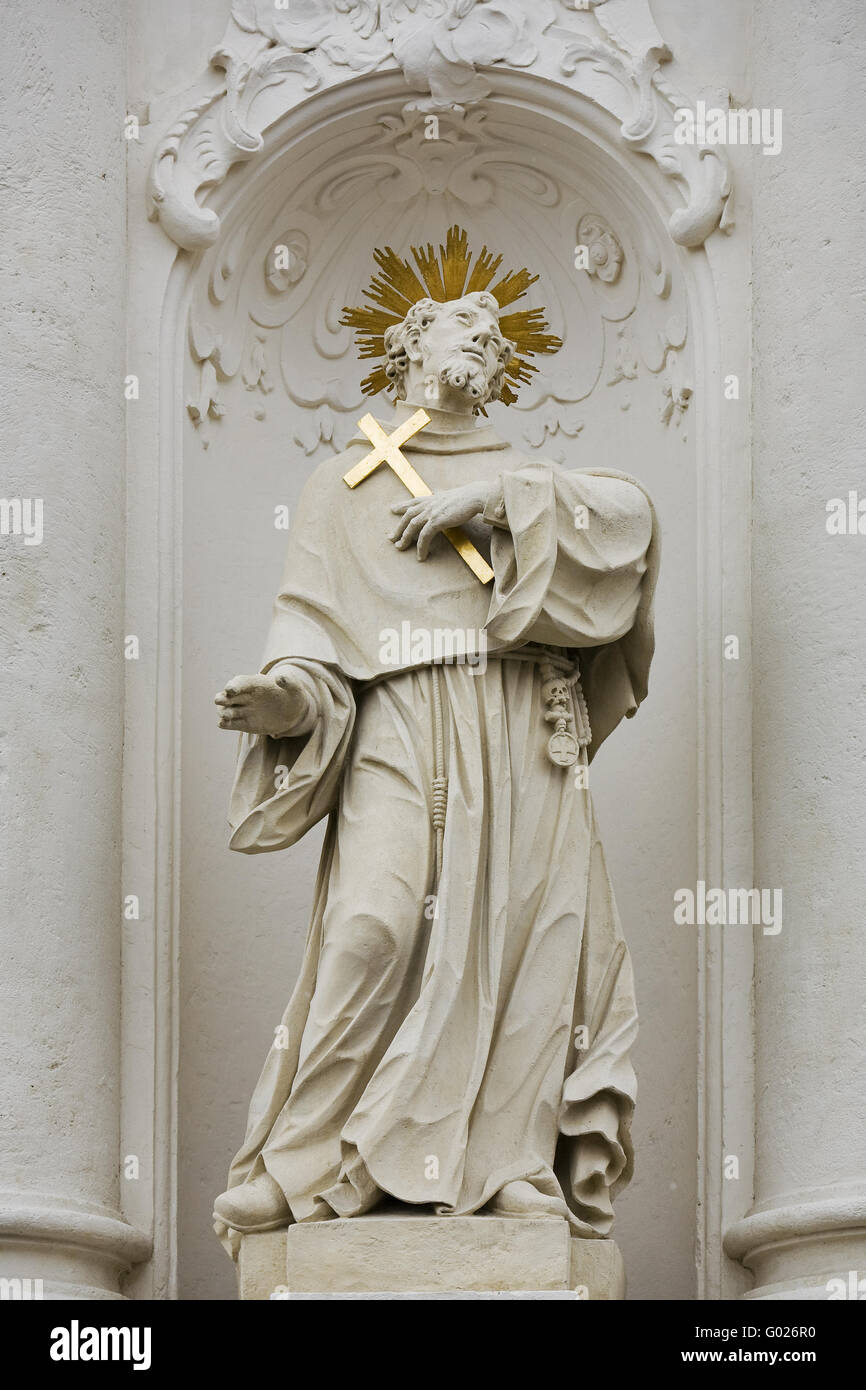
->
725, 0, 866, 1298
0, 1, 149, 1296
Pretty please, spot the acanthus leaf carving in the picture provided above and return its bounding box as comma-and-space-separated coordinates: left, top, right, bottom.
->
148, 0, 733, 252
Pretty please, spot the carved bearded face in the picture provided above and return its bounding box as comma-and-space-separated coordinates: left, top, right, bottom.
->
385, 292, 514, 406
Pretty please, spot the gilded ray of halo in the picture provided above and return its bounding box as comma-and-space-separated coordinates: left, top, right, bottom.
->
341, 224, 562, 405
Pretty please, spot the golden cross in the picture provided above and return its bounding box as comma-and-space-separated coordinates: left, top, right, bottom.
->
343, 409, 495, 585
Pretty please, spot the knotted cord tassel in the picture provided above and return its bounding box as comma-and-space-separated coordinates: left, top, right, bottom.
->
431, 666, 448, 885
540, 647, 591, 767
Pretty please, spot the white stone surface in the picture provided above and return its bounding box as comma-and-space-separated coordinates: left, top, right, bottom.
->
0, 0, 149, 1297
211, 293, 652, 1254
162, 37, 711, 1299
9, 0, 863, 1307
722, 0, 866, 1300
237, 1217, 624, 1300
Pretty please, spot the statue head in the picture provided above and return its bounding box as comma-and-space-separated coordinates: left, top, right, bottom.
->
342, 225, 562, 408
384, 292, 515, 410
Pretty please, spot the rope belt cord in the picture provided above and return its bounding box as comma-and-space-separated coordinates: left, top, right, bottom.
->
431, 664, 448, 885
427, 646, 591, 889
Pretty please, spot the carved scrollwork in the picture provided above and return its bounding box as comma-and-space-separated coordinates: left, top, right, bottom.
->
184, 104, 690, 454
148, 0, 733, 252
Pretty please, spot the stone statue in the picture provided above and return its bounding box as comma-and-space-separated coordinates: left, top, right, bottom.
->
212, 229, 658, 1263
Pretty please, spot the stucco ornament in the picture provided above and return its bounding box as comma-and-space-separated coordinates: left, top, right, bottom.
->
578, 213, 624, 284
233, 0, 546, 110
210, 245, 659, 1256
147, 0, 732, 252
183, 107, 691, 452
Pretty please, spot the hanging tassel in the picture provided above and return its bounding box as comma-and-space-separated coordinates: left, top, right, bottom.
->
431, 665, 448, 884
539, 649, 591, 767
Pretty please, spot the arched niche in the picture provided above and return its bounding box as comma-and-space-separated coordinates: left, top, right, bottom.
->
124, 58, 753, 1302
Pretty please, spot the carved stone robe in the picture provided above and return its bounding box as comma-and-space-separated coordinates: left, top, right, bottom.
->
215, 405, 658, 1255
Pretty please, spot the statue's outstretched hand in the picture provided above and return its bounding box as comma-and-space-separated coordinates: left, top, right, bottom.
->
214, 671, 311, 738
389, 481, 495, 561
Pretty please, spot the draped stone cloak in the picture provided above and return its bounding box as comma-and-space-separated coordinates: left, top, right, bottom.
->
215, 407, 658, 1255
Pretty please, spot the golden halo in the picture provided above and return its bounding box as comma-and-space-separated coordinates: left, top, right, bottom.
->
341, 224, 562, 406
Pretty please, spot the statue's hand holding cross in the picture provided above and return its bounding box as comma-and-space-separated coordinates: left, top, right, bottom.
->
388, 479, 496, 562
345, 411, 495, 583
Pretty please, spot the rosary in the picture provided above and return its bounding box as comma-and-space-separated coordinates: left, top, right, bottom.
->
539, 650, 591, 768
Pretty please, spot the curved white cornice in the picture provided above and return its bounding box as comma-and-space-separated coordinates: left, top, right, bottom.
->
147, 0, 733, 252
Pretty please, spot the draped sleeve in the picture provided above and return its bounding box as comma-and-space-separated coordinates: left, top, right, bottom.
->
228, 658, 356, 854
483, 463, 659, 757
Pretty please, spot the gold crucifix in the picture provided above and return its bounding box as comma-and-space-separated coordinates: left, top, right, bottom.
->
343, 409, 495, 585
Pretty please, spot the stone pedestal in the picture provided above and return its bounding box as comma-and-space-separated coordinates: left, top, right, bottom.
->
237, 1217, 624, 1300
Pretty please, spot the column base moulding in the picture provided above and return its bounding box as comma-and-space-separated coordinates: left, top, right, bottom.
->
724, 1190, 866, 1298
0, 1192, 151, 1300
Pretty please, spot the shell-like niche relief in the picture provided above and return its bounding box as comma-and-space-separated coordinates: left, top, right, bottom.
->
184, 108, 691, 454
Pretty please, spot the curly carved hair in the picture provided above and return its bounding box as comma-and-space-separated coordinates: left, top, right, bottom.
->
383, 293, 515, 406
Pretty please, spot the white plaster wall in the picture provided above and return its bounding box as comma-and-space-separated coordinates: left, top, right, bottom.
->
653, 0, 751, 100
0, 0, 132, 1294
557, 379, 700, 1300
746, 0, 866, 1288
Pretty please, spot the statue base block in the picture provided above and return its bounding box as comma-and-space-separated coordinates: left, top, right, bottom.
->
236, 1216, 625, 1299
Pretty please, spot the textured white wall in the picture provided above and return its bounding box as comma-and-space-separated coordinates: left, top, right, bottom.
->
0, 0, 136, 1295
744, 0, 866, 1294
